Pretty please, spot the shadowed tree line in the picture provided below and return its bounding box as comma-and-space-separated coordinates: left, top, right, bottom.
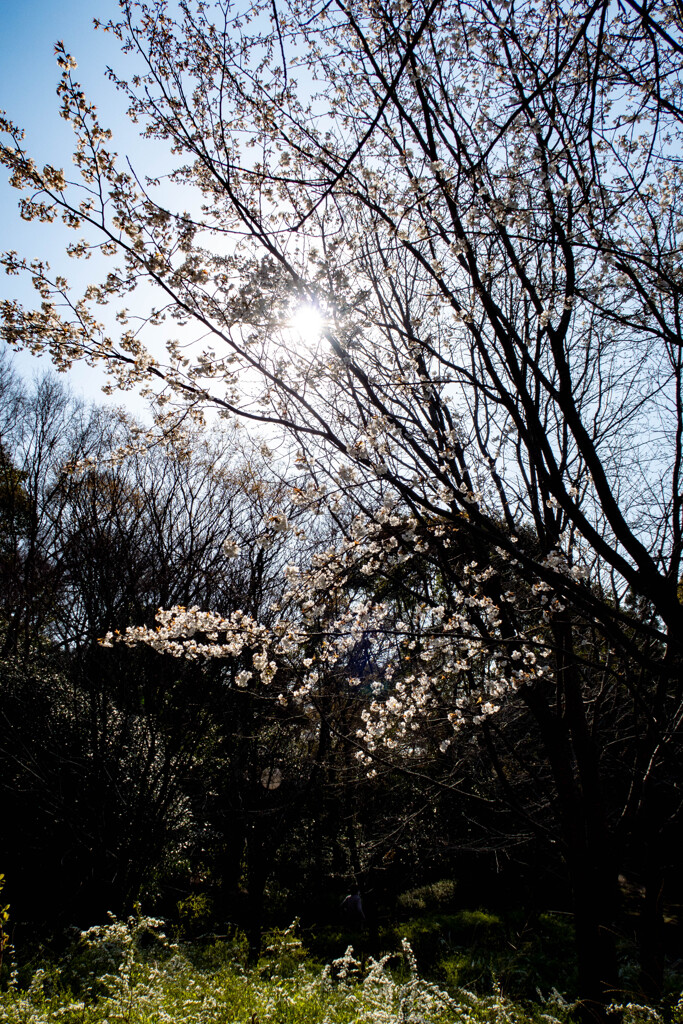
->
0, 367, 681, 1015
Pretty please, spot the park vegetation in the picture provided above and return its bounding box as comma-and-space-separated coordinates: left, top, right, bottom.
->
1, 0, 683, 1020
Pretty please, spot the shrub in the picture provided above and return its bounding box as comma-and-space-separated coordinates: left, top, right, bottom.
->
396, 880, 458, 916
0, 912, 674, 1024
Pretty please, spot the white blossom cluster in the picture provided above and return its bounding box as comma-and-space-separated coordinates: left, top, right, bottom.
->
106, 503, 559, 772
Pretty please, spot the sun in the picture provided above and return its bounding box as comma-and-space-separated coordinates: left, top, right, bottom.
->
289, 304, 326, 346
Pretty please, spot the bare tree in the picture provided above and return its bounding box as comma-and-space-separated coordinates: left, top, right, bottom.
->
0, 371, 330, 935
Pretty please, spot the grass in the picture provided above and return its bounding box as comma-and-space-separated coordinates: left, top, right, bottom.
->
305, 907, 577, 1001
0, 913, 680, 1024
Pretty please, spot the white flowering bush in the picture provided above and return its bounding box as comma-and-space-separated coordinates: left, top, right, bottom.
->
8, 913, 677, 1024
4, 913, 682, 1024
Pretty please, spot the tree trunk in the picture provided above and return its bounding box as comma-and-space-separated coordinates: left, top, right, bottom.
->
638, 867, 665, 1001
215, 822, 247, 921
570, 856, 621, 1023
522, 657, 621, 1023
246, 832, 268, 963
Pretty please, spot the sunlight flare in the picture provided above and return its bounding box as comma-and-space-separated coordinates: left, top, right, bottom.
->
289, 304, 326, 346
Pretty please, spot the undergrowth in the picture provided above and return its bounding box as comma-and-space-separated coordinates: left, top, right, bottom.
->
0, 913, 680, 1024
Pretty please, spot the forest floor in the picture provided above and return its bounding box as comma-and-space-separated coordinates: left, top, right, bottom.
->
1, 913, 681, 1024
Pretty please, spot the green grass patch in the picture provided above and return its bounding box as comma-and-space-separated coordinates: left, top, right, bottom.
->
378, 909, 578, 999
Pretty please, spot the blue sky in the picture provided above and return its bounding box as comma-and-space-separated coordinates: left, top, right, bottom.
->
0, 0, 150, 407
1, 0, 123, 157
0, 0, 290, 420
